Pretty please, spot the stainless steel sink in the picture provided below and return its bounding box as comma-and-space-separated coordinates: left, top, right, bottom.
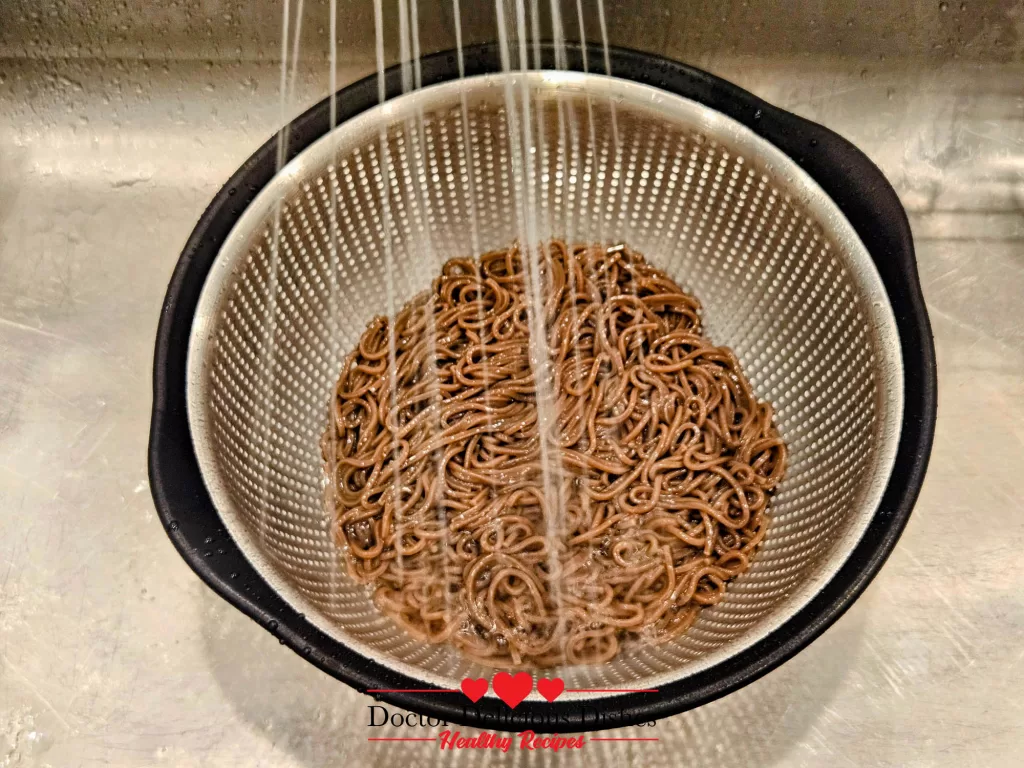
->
1, 1, 1022, 766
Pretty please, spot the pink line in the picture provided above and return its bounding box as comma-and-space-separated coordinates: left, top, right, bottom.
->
565, 689, 659, 693
366, 689, 459, 693
367, 737, 438, 742
590, 738, 660, 742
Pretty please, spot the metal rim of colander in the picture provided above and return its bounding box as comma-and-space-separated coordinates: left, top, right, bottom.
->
149, 43, 936, 732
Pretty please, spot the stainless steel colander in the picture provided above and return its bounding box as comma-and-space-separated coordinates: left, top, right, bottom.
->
151, 44, 934, 731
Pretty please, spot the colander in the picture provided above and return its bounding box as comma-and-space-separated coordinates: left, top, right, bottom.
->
149, 43, 935, 731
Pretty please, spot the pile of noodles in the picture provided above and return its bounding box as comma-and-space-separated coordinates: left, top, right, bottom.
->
322, 241, 786, 668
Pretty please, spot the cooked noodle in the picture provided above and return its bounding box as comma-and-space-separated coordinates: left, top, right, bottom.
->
322, 241, 786, 668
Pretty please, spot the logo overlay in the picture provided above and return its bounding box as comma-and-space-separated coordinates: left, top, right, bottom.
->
365, 675, 659, 751
460, 678, 488, 703
492, 672, 532, 709
536, 678, 565, 702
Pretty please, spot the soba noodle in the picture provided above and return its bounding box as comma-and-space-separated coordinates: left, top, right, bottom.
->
322, 241, 786, 668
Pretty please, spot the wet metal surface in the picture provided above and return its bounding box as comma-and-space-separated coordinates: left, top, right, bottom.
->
1, 1, 1023, 766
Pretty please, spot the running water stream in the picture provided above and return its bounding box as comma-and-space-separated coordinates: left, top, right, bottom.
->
260, 0, 306, 551
280, 0, 618, 671
326, 0, 344, 601
494, 0, 569, 655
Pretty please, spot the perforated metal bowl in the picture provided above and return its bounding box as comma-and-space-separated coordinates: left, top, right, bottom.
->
150, 44, 935, 731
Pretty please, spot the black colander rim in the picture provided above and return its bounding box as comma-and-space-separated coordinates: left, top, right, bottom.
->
148, 42, 936, 732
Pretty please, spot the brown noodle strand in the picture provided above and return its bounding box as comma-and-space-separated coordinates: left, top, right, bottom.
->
322, 241, 786, 668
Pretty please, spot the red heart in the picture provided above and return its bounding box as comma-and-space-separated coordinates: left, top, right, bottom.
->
536, 677, 565, 702
461, 677, 488, 703
492, 671, 533, 709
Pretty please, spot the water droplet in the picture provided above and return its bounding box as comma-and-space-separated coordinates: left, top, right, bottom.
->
168, 520, 179, 531
268, 619, 279, 630
229, 571, 239, 579
753, 109, 762, 120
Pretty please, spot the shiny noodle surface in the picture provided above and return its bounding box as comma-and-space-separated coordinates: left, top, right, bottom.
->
322, 241, 786, 668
